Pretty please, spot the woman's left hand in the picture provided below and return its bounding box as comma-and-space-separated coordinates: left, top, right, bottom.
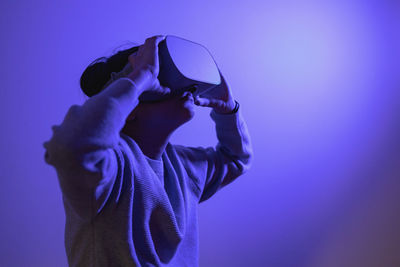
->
193, 71, 236, 114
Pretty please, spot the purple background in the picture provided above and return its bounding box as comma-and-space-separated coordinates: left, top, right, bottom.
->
1, 0, 399, 266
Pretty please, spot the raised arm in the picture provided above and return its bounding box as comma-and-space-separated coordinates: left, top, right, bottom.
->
175, 105, 253, 203
175, 73, 253, 203
43, 36, 168, 219
43, 77, 139, 218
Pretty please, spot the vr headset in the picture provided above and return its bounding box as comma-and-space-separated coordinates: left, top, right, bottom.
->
105, 35, 221, 101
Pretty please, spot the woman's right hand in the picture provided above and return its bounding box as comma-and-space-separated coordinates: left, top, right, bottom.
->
127, 35, 171, 99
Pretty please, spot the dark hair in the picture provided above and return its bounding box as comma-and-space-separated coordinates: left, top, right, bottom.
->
80, 45, 140, 97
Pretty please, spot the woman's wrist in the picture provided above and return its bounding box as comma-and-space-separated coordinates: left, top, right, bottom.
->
214, 99, 238, 114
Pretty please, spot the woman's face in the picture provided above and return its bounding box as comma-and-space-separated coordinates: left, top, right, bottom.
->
128, 91, 196, 129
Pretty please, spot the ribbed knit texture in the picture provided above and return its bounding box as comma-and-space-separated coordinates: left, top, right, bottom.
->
43, 77, 253, 267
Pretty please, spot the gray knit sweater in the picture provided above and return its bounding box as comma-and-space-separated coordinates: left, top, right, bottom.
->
43, 77, 253, 267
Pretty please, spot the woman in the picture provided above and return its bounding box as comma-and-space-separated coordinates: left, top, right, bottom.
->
43, 35, 253, 267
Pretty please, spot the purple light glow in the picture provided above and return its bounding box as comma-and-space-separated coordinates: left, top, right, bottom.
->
1, 1, 399, 266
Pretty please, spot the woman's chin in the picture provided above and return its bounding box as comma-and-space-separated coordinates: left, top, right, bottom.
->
183, 106, 195, 120
179, 102, 195, 122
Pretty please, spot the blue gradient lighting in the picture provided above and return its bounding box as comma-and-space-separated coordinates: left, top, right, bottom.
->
0, 0, 399, 266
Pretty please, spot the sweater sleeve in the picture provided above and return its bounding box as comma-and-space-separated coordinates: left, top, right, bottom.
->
43, 78, 141, 220
175, 106, 253, 203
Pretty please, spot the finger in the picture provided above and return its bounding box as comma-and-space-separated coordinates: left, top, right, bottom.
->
145, 35, 166, 43
143, 35, 165, 50
128, 53, 136, 67
143, 35, 165, 68
194, 96, 225, 109
193, 96, 207, 106
136, 44, 145, 55
150, 36, 166, 65
146, 85, 171, 102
